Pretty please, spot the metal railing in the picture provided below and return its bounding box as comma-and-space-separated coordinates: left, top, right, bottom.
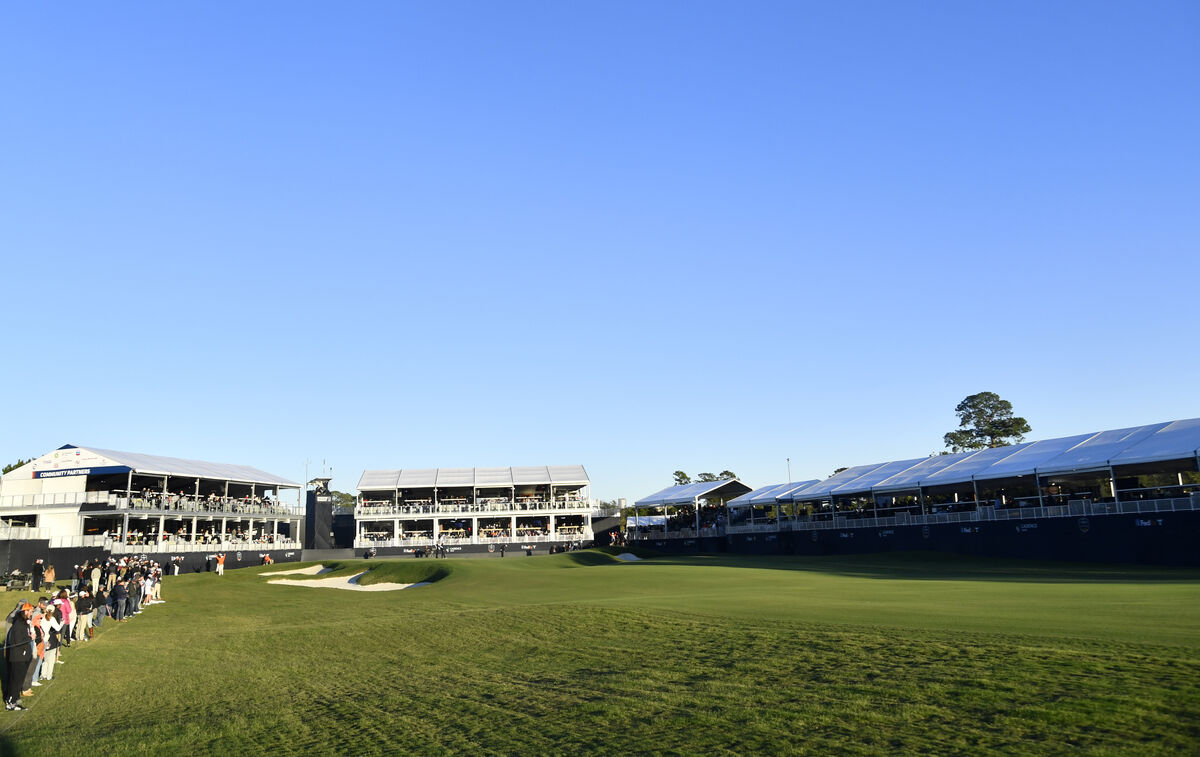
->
1, 522, 44, 540
356, 500, 589, 517
110, 539, 301, 554
353, 531, 593, 549
0, 490, 301, 517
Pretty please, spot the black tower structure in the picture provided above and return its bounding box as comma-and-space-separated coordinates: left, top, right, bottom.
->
304, 476, 334, 550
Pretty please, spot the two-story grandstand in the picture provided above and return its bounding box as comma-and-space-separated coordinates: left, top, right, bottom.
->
354, 465, 592, 555
0, 444, 304, 571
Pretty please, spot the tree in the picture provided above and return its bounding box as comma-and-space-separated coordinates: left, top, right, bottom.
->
331, 491, 357, 509
675, 470, 737, 484
943, 391, 1031, 452
2, 458, 31, 475
831, 466, 848, 477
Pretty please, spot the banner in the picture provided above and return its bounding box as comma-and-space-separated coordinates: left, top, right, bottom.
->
626, 515, 666, 527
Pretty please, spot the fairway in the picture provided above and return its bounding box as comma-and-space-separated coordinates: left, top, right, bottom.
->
3, 551, 1199, 755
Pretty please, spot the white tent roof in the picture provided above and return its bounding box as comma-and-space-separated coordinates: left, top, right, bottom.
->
357, 465, 589, 492
47, 445, 298, 487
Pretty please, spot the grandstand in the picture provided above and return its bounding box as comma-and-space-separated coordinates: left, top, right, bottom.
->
630, 418, 1200, 565
0, 445, 303, 564
354, 465, 592, 553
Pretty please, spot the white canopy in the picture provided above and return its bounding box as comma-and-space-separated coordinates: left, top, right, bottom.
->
357, 465, 590, 492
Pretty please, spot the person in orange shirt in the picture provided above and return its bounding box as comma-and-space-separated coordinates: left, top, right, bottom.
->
216, 553, 226, 576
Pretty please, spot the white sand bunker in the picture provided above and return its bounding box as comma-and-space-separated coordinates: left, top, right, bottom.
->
267, 570, 428, 592
262, 565, 333, 576
614, 553, 642, 562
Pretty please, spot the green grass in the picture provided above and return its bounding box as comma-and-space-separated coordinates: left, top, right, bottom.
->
2, 551, 1198, 755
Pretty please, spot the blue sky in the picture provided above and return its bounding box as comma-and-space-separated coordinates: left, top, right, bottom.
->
2, 2, 1197, 501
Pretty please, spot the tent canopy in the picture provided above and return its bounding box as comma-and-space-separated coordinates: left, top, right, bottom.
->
635, 479, 751, 507
357, 465, 590, 492
31, 445, 300, 487
872, 452, 976, 492
1108, 419, 1200, 466
780, 463, 889, 502
786, 417, 1200, 498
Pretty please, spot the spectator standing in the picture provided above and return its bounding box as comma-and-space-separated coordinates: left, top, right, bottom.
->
56, 591, 73, 650
31, 560, 44, 592
93, 587, 107, 629
74, 589, 93, 642
216, 553, 226, 576
4, 603, 34, 711
40, 602, 62, 679
112, 580, 128, 623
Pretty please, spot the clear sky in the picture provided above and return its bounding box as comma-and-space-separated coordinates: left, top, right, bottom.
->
2, 2, 1197, 502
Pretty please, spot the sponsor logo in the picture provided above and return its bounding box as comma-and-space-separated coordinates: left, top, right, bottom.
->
1077, 517, 1090, 534
961, 526, 978, 534
1016, 523, 1038, 533
811, 531, 819, 542
921, 526, 931, 539
839, 532, 854, 539
236, 551, 242, 561
1135, 518, 1164, 527
878, 529, 895, 537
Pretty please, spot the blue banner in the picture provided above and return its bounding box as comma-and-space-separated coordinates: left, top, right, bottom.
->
33, 465, 131, 479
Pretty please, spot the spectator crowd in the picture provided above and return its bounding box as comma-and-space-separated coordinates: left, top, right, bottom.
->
4, 557, 168, 712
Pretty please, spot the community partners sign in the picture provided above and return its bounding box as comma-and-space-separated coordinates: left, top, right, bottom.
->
34, 465, 130, 479
31, 447, 129, 479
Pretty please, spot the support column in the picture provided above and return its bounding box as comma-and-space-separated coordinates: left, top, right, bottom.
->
122, 512, 130, 543
433, 518, 440, 540
393, 519, 399, 543
195, 477, 200, 505
126, 470, 133, 506
158, 514, 165, 545
510, 514, 517, 538
221, 517, 227, 542
471, 517, 478, 543
694, 497, 700, 533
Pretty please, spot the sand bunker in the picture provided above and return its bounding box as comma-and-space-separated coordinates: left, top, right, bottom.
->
614, 553, 642, 562
267, 569, 428, 592
262, 565, 333, 576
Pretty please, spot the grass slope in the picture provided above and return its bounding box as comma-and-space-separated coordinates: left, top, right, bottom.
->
2, 552, 1198, 755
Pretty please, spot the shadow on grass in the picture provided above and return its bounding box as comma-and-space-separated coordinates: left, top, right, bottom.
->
599, 550, 1200, 584
256, 560, 453, 586
355, 561, 452, 586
